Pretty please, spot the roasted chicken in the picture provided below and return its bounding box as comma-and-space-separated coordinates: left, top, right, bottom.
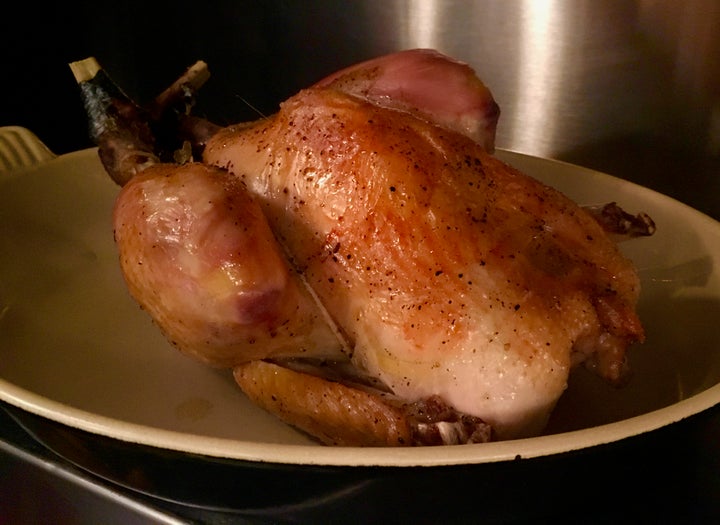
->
71, 49, 654, 445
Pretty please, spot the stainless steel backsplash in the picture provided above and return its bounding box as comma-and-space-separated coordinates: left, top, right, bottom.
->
4, 0, 718, 216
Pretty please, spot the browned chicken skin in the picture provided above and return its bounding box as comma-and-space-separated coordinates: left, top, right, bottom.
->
71, 49, 653, 444
205, 87, 645, 438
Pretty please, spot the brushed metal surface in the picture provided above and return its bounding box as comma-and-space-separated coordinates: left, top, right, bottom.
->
6, 0, 716, 216
359, 0, 720, 160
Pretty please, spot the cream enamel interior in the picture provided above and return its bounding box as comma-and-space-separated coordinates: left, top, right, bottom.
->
1, 147, 719, 467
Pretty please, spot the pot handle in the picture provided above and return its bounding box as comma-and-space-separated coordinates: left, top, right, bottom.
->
0, 126, 56, 175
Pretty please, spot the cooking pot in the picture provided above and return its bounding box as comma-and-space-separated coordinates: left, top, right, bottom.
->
2, 1, 719, 521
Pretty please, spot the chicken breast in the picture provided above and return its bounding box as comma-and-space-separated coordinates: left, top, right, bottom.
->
204, 86, 644, 439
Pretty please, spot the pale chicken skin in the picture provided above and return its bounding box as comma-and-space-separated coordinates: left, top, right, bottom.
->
313, 48, 500, 152
204, 87, 644, 439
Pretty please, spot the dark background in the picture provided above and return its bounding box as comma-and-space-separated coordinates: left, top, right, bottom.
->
2, 2, 386, 155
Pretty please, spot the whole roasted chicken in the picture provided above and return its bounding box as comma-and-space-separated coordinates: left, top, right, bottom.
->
71, 49, 654, 445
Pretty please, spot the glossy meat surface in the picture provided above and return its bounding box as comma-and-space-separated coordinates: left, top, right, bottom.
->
204, 87, 644, 439
113, 162, 344, 367
314, 48, 500, 152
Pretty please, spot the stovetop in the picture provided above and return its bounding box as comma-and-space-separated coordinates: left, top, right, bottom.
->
2, 400, 719, 524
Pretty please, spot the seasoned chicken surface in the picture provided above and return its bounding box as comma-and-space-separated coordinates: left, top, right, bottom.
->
204, 86, 644, 439
72, 49, 650, 444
